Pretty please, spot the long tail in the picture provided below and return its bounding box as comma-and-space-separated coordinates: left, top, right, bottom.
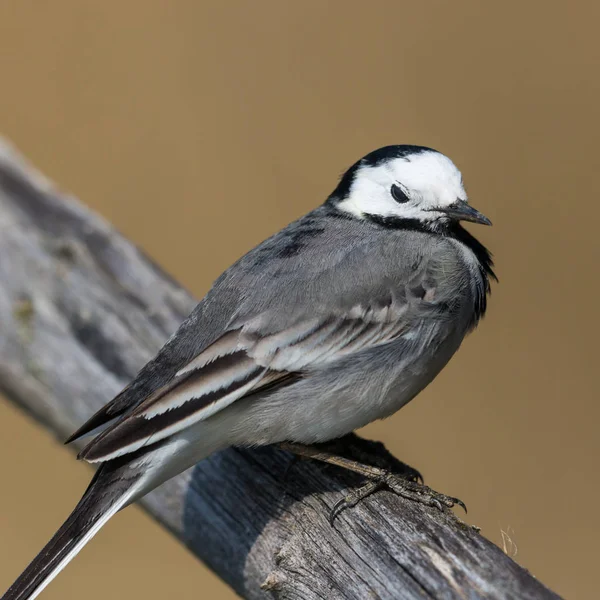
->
2, 462, 144, 600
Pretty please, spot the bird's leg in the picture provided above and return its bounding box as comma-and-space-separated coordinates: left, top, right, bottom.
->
278, 436, 465, 524
309, 434, 424, 482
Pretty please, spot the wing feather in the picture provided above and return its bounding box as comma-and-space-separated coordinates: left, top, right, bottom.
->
80, 298, 415, 463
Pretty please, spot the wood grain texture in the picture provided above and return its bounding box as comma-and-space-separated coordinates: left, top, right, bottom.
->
0, 138, 561, 600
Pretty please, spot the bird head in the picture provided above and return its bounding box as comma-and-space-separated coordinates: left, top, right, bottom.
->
328, 145, 491, 230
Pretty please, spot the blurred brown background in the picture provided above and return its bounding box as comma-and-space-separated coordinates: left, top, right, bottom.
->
0, 1, 598, 598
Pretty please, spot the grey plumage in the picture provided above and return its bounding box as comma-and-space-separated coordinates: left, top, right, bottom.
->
81, 210, 491, 460
3, 145, 495, 600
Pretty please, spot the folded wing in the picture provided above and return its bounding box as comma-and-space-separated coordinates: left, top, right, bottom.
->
79, 296, 412, 463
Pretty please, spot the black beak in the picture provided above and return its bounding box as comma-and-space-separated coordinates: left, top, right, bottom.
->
438, 200, 492, 226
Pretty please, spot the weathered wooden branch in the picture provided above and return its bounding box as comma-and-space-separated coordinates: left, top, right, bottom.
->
0, 138, 560, 600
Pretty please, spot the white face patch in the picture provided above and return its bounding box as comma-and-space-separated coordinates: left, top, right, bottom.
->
336, 150, 467, 223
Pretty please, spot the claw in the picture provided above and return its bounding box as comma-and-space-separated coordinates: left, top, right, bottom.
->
431, 498, 444, 511
329, 479, 385, 525
404, 466, 424, 484
329, 497, 349, 526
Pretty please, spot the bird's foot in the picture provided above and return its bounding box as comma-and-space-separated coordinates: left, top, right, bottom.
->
278, 437, 465, 525
329, 471, 466, 524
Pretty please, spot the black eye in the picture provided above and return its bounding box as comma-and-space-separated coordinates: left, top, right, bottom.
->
391, 184, 409, 204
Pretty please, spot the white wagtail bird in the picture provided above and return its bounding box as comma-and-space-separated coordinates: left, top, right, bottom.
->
3, 145, 494, 599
